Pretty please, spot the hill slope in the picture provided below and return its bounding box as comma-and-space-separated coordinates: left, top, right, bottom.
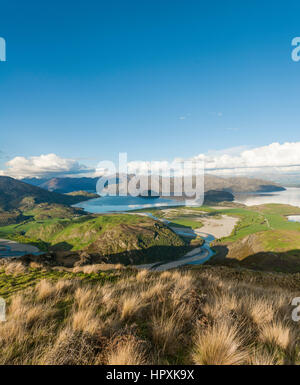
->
22, 214, 188, 265
26, 177, 99, 193
204, 175, 285, 193
0, 263, 299, 365
0, 176, 90, 211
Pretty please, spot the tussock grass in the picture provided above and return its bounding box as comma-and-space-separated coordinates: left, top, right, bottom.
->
106, 335, 148, 365
4, 261, 27, 276
192, 321, 248, 365
259, 321, 297, 352
0, 264, 299, 365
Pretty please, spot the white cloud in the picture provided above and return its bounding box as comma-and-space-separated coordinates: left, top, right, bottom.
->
126, 142, 300, 178
0, 153, 91, 179
193, 142, 300, 176
2, 142, 300, 180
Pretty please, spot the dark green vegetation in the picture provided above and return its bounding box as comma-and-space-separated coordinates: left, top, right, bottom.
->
24, 203, 86, 220
0, 209, 27, 226
66, 191, 99, 199
0, 213, 189, 265
204, 189, 234, 204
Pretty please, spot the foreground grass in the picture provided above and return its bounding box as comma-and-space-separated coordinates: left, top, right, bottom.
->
0, 264, 120, 298
0, 263, 299, 365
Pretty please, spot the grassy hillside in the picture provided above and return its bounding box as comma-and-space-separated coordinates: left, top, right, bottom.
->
66, 191, 98, 198
0, 262, 299, 365
0, 209, 27, 226
205, 204, 300, 272
0, 214, 189, 265
136, 204, 300, 272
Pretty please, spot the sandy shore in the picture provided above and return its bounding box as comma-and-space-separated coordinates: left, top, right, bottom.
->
195, 215, 238, 239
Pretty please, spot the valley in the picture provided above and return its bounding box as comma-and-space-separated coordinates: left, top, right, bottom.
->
1, 176, 300, 365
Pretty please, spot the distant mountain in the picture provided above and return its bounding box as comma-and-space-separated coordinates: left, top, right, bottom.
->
40, 177, 99, 193
0, 176, 91, 211
21, 176, 124, 193
22, 174, 285, 195
204, 175, 285, 193
21, 177, 52, 187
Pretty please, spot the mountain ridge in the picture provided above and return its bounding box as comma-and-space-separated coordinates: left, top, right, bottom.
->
0, 176, 92, 211
22, 174, 285, 194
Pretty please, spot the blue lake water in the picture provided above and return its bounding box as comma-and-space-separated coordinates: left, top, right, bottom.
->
234, 187, 300, 207
0, 245, 43, 258
75, 188, 300, 214
73, 195, 185, 214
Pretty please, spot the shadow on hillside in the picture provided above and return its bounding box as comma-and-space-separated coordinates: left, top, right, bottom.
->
208, 247, 300, 273
36, 244, 192, 267
50, 241, 74, 251
90, 244, 192, 266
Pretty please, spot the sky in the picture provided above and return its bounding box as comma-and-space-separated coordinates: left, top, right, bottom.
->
1, 1, 300, 179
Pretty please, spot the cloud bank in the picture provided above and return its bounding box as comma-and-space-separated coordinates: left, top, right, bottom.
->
0, 153, 91, 179
194, 142, 300, 176
1, 142, 300, 179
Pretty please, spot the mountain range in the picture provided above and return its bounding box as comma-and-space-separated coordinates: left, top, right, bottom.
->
22, 175, 285, 195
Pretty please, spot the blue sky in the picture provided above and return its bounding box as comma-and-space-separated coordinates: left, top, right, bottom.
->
1, 1, 300, 177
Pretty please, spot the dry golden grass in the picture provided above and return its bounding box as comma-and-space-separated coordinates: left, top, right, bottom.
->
72, 263, 125, 274
4, 262, 27, 276
71, 309, 100, 335
0, 266, 299, 365
259, 321, 297, 352
35, 279, 56, 301
247, 349, 278, 365
106, 336, 148, 365
120, 293, 145, 320
136, 269, 150, 281
192, 321, 248, 365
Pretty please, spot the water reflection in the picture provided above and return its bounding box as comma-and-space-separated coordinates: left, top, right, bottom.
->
234, 188, 300, 207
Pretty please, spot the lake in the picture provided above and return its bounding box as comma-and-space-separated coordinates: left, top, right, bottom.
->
74, 187, 300, 214
234, 187, 300, 207
73, 195, 184, 214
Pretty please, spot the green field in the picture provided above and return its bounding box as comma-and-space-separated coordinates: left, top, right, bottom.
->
136, 204, 300, 249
